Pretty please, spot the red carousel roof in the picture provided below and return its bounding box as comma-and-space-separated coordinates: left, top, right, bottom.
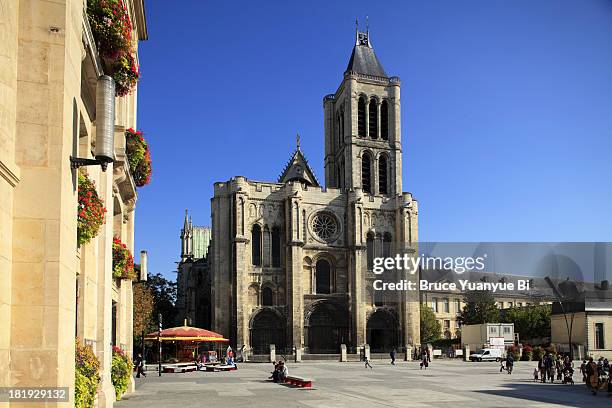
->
145, 325, 229, 342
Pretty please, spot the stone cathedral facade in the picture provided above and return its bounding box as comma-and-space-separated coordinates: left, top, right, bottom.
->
208, 29, 420, 354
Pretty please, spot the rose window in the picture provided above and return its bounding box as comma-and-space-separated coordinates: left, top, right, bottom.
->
312, 213, 338, 240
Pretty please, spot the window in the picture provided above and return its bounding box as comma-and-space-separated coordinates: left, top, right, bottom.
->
443, 298, 449, 313
382, 233, 392, 258
362, 153, 372, 194
366, 233, 374, 270
271, 227, 281, 267
262, 287, 273, 306
312, 212, 338, 241
378, 155, 388, 195
503, 326, 511, 334
431, 298, 438, 312
252, 225, 262, 266
315, 259, 331, 294
380, 100, 389, 140
595, 323, 605, 349
368, 98, 377, 139
455, 299, 461, 314
358, 96, 366, 137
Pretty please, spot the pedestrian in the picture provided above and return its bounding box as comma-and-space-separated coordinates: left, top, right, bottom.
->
390, 348, 396, 365
420, 347, 429, 370
135, 353, 146, 378
586, 357, 599, 395
364, 356, 373, 370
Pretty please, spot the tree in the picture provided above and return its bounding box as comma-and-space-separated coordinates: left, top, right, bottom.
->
420, 305, 441, 343
501, 304, 551, 341
133, 282, 154, 337
459, 290, 499, 325
146, 272, 177, 328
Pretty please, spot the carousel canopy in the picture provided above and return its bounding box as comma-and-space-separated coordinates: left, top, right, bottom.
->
145, 325, 229, 342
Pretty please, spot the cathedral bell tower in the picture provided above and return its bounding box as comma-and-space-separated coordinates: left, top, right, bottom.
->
324, 24, 402, 197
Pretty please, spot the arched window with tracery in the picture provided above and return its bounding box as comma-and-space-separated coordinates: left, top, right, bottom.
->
362, 152, 372, 194
252, 224, 262, 266
262, 286, 274, 306
358, 96, 366, 137
369, 98, 378, 139
367, 232, 374, 270
315, 259, 331, 294
378, 155, 388, 195
383, 232, 392, 258
381, 100, 389, 140
271, 227, 281, 267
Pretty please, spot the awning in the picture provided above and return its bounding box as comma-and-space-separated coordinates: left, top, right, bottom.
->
145, 325, 229, 342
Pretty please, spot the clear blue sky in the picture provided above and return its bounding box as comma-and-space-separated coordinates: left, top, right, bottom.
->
135, 0, 612, 280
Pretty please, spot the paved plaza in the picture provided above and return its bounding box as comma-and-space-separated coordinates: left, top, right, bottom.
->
117, 360, 610, 408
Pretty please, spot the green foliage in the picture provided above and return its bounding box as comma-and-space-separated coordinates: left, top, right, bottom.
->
77, 173, 106, 246
459, 291, 500, 325
75, 339, 100, 408
501, 305, 551, 341
521, 344, 533, 361
147, 273, 178, 329
420, 305, 441, 343
431, 338, 461, 349
532, 345, 544, 360
111, 347, 133, 400
112, 53, 140, 97
87, 0, 132, 59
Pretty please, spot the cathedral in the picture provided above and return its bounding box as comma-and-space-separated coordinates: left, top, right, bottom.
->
179, 28, 421, 355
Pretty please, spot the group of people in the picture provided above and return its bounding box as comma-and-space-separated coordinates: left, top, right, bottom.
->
580, 356, 611, 395
534, 353, 574, 384
270, 360, 288, 383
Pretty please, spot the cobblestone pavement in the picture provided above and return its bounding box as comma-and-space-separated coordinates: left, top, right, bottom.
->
117, 360, 609, 408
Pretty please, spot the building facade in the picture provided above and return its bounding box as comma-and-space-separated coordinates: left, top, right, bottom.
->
208, 29, 421, 355
175, 210, 212, 328
0, 1, 147, 406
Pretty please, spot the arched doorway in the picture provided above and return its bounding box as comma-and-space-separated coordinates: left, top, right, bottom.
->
367, 310, 398, 353
250, 309, 285, 354
305, 303, 348, 354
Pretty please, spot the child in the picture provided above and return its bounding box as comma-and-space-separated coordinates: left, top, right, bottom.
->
533, 368, 539, 382
364, 357, 373, 370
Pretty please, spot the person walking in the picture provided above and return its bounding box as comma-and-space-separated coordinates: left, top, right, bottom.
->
364, 356, 373, 370
586, 357, 599, 395
135, 353, 146, 378
390, 348, 396, 365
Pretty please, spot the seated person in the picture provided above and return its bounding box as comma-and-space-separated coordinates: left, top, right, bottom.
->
279, 361, 288, 382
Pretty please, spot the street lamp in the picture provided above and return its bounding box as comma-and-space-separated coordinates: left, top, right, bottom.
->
545, 277, 577, 360
158, 313, 162, 377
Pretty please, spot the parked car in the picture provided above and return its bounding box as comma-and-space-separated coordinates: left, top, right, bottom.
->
469, 348, 503, 362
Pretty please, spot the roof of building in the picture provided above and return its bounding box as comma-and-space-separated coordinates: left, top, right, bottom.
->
278, 135, 320, 186
345, 31, 387, 78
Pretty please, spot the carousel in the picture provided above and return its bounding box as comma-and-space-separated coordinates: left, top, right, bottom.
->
144, 323, 231, 373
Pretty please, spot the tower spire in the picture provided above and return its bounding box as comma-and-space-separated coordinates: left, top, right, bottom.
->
355, 18, 359, 44
296, 133, 301, 151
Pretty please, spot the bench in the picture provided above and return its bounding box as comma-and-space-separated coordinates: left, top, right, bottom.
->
284, 375, 312, 388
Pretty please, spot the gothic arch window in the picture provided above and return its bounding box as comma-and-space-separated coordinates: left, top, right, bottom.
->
362, 152, 372, 194
252, 224, 262, 266
339, 109, 345, 147
262, 286, 274, 306
367, 232, 375, 270
315, 259, 331, 294
358, 96, 366, 137
248, 284, 259, 306
271, 227, 281, 267
263, 226, 271, 267
369, 97, 378, 139
380, 100, 389, 140
383, 232, 392, 258
378, 155, 388, 195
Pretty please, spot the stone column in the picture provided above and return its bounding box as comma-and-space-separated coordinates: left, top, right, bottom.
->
234, 186, 250, 348
269, 344, 276, 363
340, 344, 347, 362
0, 0, 19, 395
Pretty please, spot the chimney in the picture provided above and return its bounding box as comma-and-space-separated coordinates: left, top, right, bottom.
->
140, 250, 148, 281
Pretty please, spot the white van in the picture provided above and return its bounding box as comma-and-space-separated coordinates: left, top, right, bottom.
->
469, 348, 503, 362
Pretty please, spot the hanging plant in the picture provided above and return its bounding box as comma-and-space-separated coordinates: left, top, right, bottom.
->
86, 0, 132, 59
77, 173, 107, 246
125, 128, 152, 187
75, 338, 101, 408
111, 346, 133, 400
112, 52, 140, 97
112, 237, 135, 279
